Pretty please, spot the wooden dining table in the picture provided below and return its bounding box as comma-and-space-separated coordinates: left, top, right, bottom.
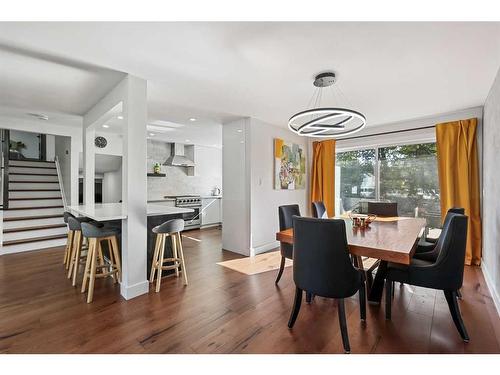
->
275, 216, 427, 303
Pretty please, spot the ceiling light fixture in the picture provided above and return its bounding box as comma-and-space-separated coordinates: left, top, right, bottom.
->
288, 72, 366, 138
118, 116, 124, 120
189, 118, 197, 122
27, 113, 49, 121
185, 139, 191, 143
102, 124, 110, 128
149, 133, 155, 136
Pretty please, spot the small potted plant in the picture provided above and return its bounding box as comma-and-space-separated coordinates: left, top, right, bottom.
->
153, 162, 161, 174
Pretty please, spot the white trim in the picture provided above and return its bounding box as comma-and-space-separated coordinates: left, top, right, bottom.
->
120, 280, 149, 300
252, 240, 280, 255
481, 260, 500, 317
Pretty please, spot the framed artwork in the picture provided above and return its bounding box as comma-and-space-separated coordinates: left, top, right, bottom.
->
274, 138, 306, 190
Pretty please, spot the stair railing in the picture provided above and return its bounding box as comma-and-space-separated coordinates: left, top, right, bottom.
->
54, 156, 68, 210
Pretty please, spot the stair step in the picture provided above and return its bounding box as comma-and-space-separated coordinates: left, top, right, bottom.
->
8, 174, 59, 182
3, 214, 64, 222
2, 215, 65, 229
8, 190, 62, 199
8, 199, 63, 208
6, 205, 64, 211
8, 166, 56, 173
9, 172, 58, 176
3, 207, 65, 218
3, 223, 67, 233
2, 234, 67, 246
3, 225, 68, 242
9, 197, 62, 200
9, 182, 60, 190
8, 160, 55, 169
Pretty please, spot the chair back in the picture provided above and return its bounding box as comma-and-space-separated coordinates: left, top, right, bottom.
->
64, 211, 76, 224
433, 213, 468, 290
153, 218, 185, 234
278, 205, 301, 259
292, 216, 362, 298
67, 216, 82, 231
367, 201, 398, 217
311, 201, 326, 218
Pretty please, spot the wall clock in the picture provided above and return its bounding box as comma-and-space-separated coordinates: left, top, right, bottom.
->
94, 136, 108, 148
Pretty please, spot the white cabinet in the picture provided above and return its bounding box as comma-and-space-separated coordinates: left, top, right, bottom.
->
201, 198, 222, 226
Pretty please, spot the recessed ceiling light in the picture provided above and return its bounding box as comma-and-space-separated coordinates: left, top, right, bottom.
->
237, 129, 243, 133
102, 124, 110, 128
185, 139, 191, 143
117, 116, 123, 120
27, 113, 49, 121
149, 133, 155, 136
189, 118, 197, 122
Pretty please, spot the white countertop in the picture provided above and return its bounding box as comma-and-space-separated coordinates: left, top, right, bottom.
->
68, 203, 193, 222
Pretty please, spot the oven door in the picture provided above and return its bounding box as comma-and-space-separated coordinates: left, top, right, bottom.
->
180, 207, 201, 228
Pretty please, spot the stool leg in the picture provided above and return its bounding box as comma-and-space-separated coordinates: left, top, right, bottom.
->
64, 231, 74, 268
81, 238, 95, 294
150, 234, 161, 283
110, 236, 122, 283
67, 231, 79, 279
107, 239, 117, 284
176, 233, 188, 286
72, 231, 83, 286
155, 234, 166, 293
87, 239, 99, 303
172, 234, 180, 277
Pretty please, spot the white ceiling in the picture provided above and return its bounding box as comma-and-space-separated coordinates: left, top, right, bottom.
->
0, 22, 500, 130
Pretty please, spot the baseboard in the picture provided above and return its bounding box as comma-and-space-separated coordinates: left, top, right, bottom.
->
481, 261, 500, 317
252, 240, 280, 255
120, 280, 149, 300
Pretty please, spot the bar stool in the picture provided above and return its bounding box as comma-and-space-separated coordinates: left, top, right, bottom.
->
80, 222, 122, 303
150, 219, 188, 292
63, 212, 91, 269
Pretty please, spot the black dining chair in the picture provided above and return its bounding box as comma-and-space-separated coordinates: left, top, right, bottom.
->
276, 204, 301, 284
385, 212, 469, 342
367, 201, 398, 217
288, 216, 366, 353
311, 201, 327, 218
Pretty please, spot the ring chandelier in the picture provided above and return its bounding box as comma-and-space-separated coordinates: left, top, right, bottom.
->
288, 72, 366, 138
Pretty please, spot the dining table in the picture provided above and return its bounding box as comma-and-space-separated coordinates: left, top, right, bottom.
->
275, 216, 427, 303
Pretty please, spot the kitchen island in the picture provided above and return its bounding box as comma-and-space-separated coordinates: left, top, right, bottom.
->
68, 203, 194, 276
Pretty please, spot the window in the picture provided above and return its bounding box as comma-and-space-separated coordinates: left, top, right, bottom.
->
336, 142, 441, 228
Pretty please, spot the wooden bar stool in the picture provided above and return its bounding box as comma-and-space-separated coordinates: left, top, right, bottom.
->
150, 219, 188, 292
80, 222, 122, 303
63, 212, 91, 269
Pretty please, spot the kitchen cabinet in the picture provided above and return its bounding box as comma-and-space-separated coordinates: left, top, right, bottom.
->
201, 197, 222, 226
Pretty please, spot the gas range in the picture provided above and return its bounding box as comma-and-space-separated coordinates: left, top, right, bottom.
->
164, 195, 202, 207
164, 195, 202, 230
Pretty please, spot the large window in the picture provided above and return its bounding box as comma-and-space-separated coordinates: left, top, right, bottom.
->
336, 142, 441, 228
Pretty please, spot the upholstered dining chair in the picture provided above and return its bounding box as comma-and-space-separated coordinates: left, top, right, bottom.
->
288, 216, 366, 353
367, 201, 398, 217
385, 212, 469, 342
311, 201, 327, 218
276, 204, 301, 284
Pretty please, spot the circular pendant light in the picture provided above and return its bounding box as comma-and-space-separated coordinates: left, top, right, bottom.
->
288, 72, 366, 138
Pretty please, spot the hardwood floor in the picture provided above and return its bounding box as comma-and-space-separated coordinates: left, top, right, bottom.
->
0, 227, 499, 354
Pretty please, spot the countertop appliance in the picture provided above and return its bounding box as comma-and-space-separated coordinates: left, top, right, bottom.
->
164, 195, 202, 230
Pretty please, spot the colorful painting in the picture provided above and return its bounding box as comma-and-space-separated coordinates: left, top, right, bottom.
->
274, 138, 306, 190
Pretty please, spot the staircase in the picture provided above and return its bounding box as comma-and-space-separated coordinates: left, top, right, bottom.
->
1, 159, 67, 254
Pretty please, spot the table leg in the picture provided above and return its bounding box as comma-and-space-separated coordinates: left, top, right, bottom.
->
368, 260, 388, 304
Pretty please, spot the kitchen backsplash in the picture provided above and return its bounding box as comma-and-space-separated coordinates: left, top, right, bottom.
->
147, 140, 222, 200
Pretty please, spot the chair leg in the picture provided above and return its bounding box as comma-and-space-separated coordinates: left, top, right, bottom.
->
444, 290, 470, 342
176, 233, 188, 285
110, 236, 121, 282
288, 287, 303, 328
385, 279, 392, 320
456, 289, 463, 299
337, 298, 351, 354
87, 240, 99, 303
149, 234, 161, 283
81, 239, 94, 294
63, 230, 74, 265
359, 283, 366, 321
172, 234, 180, 277
155, 234, 166, 293
71, 231, 82, 286
275, 256, 286, 284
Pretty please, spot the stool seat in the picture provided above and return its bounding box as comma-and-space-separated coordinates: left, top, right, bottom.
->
152, 219, 184, 234
81, 222, 119, 238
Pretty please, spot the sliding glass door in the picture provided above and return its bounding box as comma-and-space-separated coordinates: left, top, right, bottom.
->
336, 142, 441, 228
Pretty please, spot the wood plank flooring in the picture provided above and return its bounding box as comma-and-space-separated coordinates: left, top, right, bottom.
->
0, 227, 499, 354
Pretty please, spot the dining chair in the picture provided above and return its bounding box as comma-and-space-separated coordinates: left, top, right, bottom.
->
311, 201, 327, 218
384, 212, 469, 342
367, 201, 398, 217
288, 216, 366, 353
276, 204, 301, 285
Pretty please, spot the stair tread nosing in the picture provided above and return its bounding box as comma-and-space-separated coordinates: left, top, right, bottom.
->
8, 165, 56, 170
2, 234, 67, 246
3, 224, 67, 233
6, 205, 64, 211
9, 189, 60, 192
9, 172, 58, 176
9, 181, 59, 183
3, 214, 64, 222
8, 159, 54, 163
9, 197, 62, 201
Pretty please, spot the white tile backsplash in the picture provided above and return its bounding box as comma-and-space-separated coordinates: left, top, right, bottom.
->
147, 140, 222, 200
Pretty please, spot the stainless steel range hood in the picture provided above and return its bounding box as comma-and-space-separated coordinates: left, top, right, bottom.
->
163, 143, 195, 167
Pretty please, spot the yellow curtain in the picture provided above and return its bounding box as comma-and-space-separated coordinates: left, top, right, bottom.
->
436, 118, 482, 265
311, 139, 336, 217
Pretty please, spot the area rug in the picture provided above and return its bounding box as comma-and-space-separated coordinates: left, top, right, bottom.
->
217, 250, 292, 275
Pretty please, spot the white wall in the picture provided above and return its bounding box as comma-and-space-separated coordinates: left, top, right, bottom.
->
249, 118, 309, 255
54, 135, 72, 204
46, 134, 55, 160
222, 117, 309, 257
102, 165, 122, 203
147, 140, 222, 199
222, 118, 251, 256
482, 66, 500, 316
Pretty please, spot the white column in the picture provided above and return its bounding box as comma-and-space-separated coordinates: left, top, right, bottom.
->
120, 76, 148, 300
70, 135, 80, 206
83, 127, 95, 205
